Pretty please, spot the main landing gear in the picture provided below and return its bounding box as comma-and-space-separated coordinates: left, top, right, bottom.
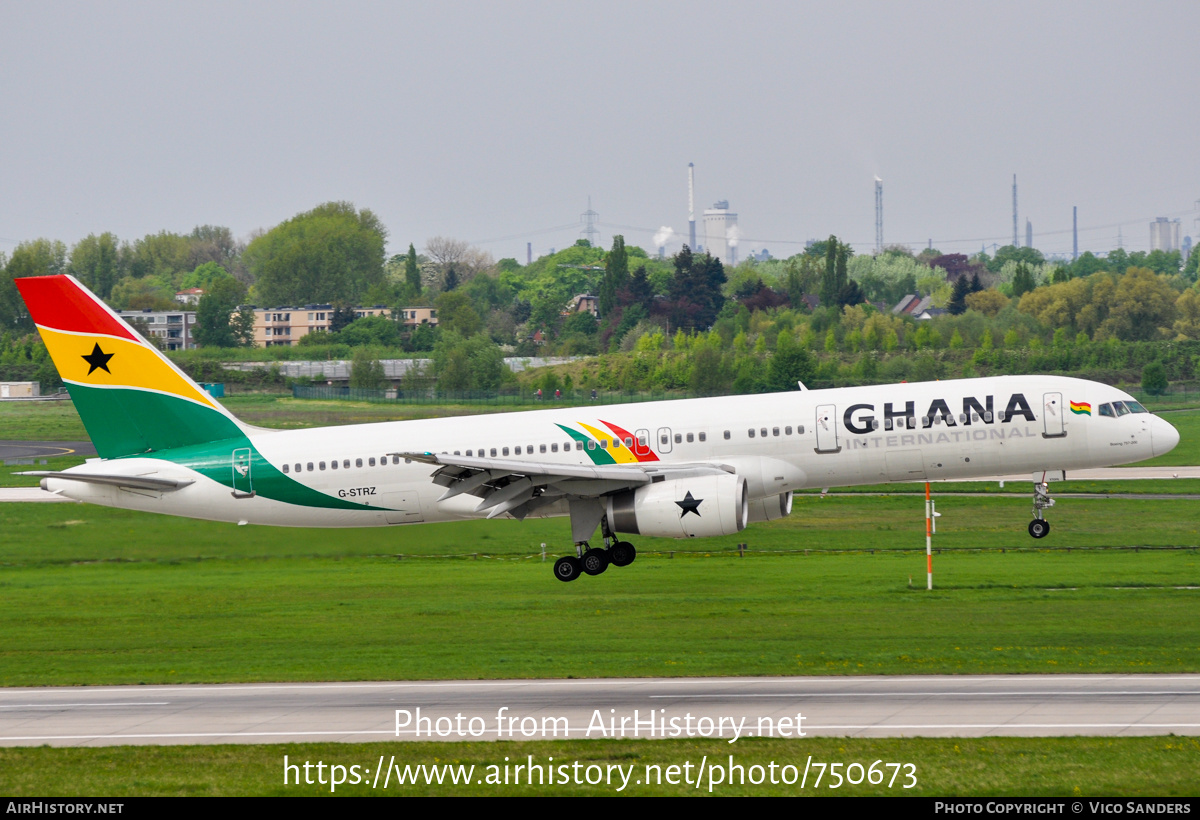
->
553, 518, 637, 582
1028, 481, 1054, 539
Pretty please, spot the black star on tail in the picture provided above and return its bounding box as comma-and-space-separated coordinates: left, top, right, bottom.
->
676, 491, 703, 518
81, 343, 114, 375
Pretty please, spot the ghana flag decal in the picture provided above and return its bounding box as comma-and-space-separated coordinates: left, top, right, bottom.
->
15, 274, 245, 458
555, 419, 660, 465
1069, 400, 1091, 415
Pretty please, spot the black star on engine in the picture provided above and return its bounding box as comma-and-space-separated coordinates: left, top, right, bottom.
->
81, 343, 114, 375
676, 491, 703, 518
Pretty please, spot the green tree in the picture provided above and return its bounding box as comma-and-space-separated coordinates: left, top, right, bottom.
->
1141, 361, 1168, 396
350, 348, 388, 390
244, 201, 387, 305
1011, 263, 1036, 298
766, 331, 815, 391
599, 235, 629, 317
947, 275, 970, 315
68, 233, 123, 299
404, 243, 421, 297
193, 277, 251, 348
435, 290, 483, 337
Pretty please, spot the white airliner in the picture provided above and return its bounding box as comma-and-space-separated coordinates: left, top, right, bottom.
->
16, 275, 1181, 581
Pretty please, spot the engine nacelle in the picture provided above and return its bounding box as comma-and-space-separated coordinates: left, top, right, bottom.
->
607, 474, 748, 539
747, 491, 793, 523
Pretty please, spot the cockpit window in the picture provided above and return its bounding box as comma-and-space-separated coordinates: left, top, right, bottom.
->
1112, 401, 1130, 417
1125, 400, 1148, 413
1098, 403, 1114, 418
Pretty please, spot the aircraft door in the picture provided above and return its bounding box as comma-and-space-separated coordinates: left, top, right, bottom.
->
1043, 392, 1066, 438
231, 447, 254, 497
815, 405, 841, 454
634, 428, 653, 457
657, 427, 673, 454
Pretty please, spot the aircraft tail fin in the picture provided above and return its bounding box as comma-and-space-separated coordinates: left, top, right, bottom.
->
15, 275, 249, 459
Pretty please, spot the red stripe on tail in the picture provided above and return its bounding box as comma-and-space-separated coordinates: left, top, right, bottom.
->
14, 275, 137, 341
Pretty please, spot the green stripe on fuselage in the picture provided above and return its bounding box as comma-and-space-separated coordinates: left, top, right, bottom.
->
143, 437, 383, 511
556, 423, 616, 465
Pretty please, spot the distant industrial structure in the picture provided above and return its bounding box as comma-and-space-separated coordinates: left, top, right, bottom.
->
1149, 217, 1182, 253
1012, 174, 1019, 247
580, 197, 600, 247
874, 177, 883, 254
1073, 206, 1078, 260
704, 200, 738, 267
1026, 219, 1032, 249
688, 163, 697, 251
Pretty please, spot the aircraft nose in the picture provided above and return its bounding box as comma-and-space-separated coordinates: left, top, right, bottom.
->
1152, 415, 1180, 457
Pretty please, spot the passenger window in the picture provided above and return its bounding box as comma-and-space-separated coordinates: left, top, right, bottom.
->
624, 437, 633, 447
600, 440, 608, 449
748, 429, 755, 438
984, 412, 993, 422
466, 450, 473, 457
551, 443, 558, 452
760, 428, 767, 437
343, 460, 350, 469
307, 462, 314, 471
686, 433, 694, 443
587, 441, 596, 450
490, 448, 497, 457
381, 456, 388, 466
282, 464, 289, 474
1099, 403, 1114, 418
319, 462, 326, 470
638, 435, 647, 446
368, 457, 376, 466
698, 432, 706, 442
575, 441, 583, 450
540, 444, 547, 453
772, 427, 779, 436
723, 430, 731, 440
798, 425, 805, 434
355, 458, 362, 468
393, 456, 400, 464
503, 447, 510, 456
660, 434, 669, 445
884, 419, 893, 431
611, 439, 619, 449
785, 426, 793, 435
294, 463, 301, 473
674, 433, 682, 444
330, 460, 338, 470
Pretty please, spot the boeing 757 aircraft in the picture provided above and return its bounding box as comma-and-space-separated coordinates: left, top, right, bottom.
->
16, 275, 1180, 581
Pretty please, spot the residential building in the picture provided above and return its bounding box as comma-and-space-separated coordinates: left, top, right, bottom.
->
248, 305, 436, 347
175, 288, 205, 306
115, 309, 197, 350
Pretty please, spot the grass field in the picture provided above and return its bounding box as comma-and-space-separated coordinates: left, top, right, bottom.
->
3, 736, 1198, 796
2, 396, 1199, 797
1, 499, 1198, 685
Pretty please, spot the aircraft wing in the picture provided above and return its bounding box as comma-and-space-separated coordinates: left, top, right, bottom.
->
17, 471, 195, 492
395, 451, 731, 520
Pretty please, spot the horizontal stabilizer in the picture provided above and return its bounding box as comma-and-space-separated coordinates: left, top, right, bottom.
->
18, 471, 195, 492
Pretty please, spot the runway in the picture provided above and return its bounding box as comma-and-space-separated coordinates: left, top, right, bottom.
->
1, 674, 1197, 746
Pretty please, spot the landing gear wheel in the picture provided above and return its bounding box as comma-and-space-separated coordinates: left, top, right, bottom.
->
1028, 519, 1050, 539
609, 541, 636, 567
581, 547, 610, 575
554, 556, 582, 582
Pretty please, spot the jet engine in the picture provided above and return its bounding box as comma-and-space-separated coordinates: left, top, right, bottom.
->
607, 474, 747, 538
747, 491, 793, 523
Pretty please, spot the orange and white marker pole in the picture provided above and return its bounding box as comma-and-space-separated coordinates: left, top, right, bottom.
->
924, 482, 933, 590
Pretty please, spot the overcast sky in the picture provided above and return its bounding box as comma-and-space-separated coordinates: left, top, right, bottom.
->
1, 1, 1197, 263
